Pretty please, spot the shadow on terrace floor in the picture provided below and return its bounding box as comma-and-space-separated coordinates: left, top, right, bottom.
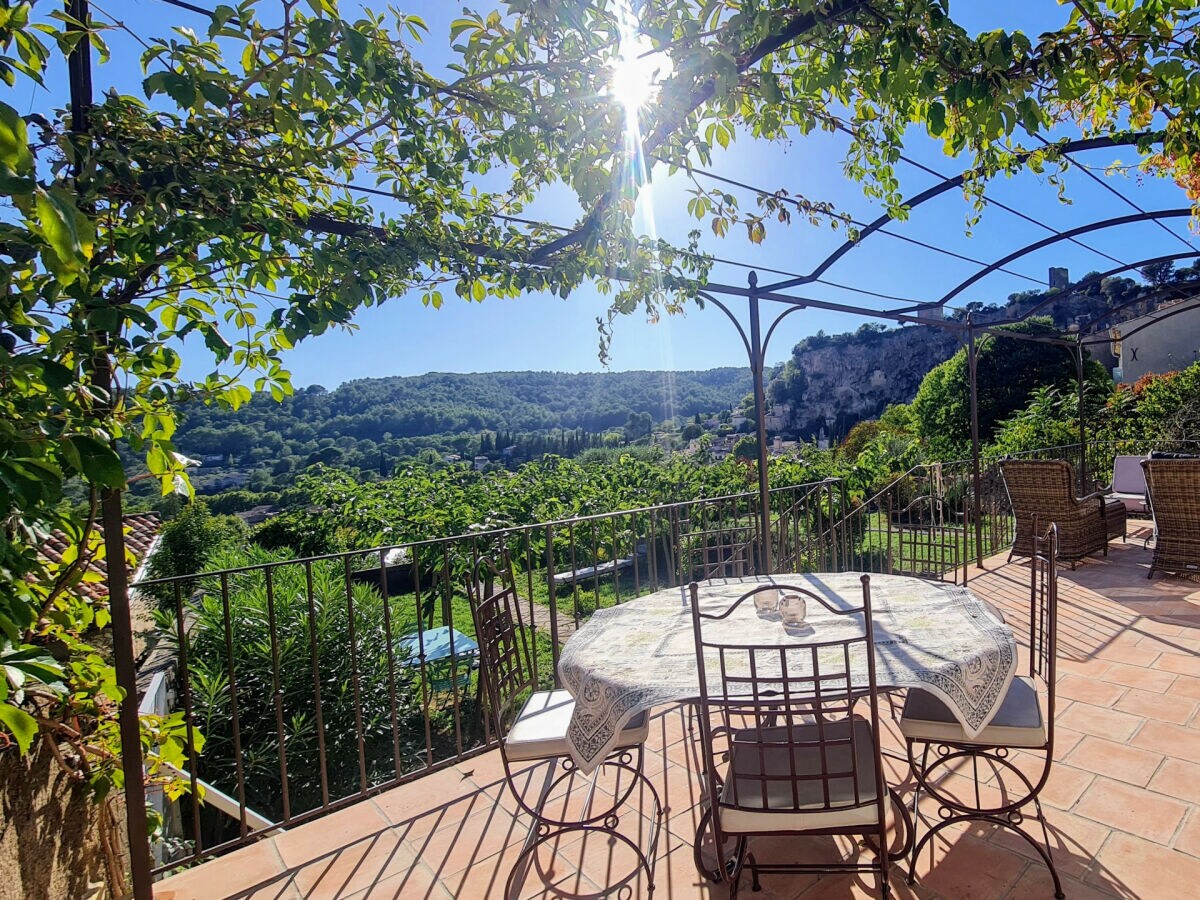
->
156, 543, 1200, 899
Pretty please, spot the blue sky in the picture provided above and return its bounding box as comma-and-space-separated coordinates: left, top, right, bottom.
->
15, 0, 1199, 388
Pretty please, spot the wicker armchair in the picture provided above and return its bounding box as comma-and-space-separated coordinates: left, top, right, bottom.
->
1142, 459, 1200, 578
1000, 460, 1126, 567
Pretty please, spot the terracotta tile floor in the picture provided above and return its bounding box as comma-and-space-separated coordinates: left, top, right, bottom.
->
156, 526, 1200, 899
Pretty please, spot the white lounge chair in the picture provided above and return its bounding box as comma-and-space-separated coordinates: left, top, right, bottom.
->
1108, 455, 1149, 515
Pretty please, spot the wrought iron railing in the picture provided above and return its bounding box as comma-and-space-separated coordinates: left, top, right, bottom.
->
138, 478, 855, 871
140, 442, 1155, 873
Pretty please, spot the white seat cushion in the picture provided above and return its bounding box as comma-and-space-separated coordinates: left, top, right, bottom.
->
1109, 491, 1148, 514
717, 717, 883, 833
899, 676, 1046, 748
505, 690, 649, 762
1109, 456, 1148, 513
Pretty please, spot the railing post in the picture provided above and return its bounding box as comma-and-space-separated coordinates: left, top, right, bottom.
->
967, 319, 985, 569
544, 524, 561, 686
1076, 342, 1089, 493
886, 493, 894, 575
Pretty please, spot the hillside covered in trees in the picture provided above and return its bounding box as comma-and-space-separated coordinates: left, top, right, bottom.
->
169, 369, 752, 491
158, 262, 1200, 506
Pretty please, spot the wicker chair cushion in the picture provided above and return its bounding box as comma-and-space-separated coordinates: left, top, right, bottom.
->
899, 676, 1046, 748
505, 690, 648, 761
718, 717, 881, 832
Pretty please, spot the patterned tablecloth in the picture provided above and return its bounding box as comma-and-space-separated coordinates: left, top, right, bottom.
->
557, 573, 1017, 773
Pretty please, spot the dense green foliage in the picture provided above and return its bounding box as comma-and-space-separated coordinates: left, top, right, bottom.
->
142, 502, 246, 602
990, 361, 1200, 459
253, 450, 832, 558
911, 320, 1107, 460
165, 368, 750, 491
167, 548, 432, 821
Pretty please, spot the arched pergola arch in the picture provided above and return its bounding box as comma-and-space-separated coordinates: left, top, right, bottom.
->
684, 121, 1198, 572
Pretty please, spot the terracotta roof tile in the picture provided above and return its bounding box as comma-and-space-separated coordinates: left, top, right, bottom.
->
39, 512, 163, 601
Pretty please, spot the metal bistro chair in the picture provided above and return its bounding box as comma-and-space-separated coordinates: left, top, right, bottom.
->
468, 557, 662, 897
688, 578, 911, 898
901, 523, 1063, 898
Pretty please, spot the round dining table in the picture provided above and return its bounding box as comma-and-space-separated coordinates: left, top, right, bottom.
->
557, 572, 1018, 773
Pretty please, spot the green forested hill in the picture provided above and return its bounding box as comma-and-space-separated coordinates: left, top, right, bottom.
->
171, 368, 753, 493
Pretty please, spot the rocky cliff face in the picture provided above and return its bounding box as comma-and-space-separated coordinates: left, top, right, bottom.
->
771, 326, 962, 439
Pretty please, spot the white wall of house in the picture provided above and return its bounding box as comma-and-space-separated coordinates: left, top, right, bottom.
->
1117, 298, 1200, 382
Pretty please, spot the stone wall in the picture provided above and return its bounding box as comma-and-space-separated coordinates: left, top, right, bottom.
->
0, 742, 119, 900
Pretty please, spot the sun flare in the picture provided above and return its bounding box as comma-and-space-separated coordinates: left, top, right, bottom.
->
609, 45, 666, 113
608, 9, 671, 115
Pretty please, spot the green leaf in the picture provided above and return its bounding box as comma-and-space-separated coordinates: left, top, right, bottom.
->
0, 102, 31, 176
68, 435, 124, 487
34, 187, 91, 280
928, 101, 946, 136
0, 703, 37, 754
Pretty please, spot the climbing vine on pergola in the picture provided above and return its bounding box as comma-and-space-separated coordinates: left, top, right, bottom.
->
3, 1, 1200, 896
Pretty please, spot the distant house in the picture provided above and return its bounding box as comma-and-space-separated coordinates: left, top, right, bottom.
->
769, 436, 799, 456
1114, 298, 1200, 382
473, 455, 490, 471
235, 504, 279, 526
708, 435, 736, 461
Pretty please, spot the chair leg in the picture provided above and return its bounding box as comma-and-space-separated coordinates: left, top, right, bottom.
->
503, 748, 662, 896
906, 743, 1063, 899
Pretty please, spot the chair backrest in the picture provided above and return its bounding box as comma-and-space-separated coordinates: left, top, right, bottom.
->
1000, 460, 1082, 518
1029, 521, 1059, 732
1111, 455, 1148, 495
1142, 459, 1200, 534
687, 578, 884, 834
467, 555, 536, 738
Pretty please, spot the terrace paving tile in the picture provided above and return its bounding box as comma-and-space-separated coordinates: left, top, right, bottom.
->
1090, 831, 1200, 900
1112, 686, 1197, 725
1130, 720, 1200, 765
1175, 812, 1200, 859
1054, 674, 1126, 707
1156, 650, 1200, 678
1056, 702, 1144, 742
1148, 757, 1200, 805
1036, 763, 1095, 811
1073, 777, 1188, 844
155, 542, 1200, 899
1065, 735, 1165, 787
272, 802, 393, 871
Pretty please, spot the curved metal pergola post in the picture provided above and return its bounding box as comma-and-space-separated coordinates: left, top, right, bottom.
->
698, 281, 813, 573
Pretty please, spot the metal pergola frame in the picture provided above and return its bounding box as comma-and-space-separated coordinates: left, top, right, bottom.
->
685, 128, 1198, 573
56, 3, 1200, 896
